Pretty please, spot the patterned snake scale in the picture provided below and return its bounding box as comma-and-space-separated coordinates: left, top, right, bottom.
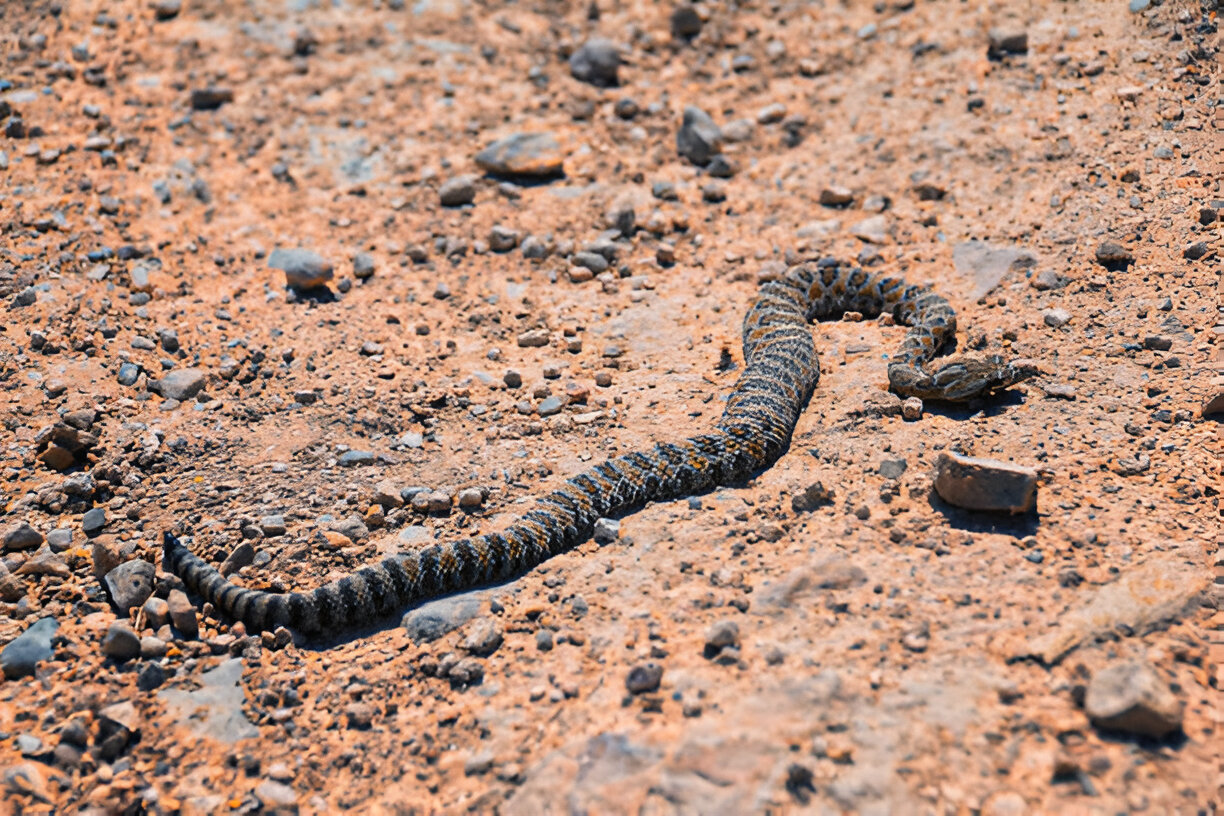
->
164, 258, 1038, 634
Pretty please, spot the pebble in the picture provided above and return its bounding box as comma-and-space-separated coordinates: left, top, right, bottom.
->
877, 458, 908, 480
457, 487, 484, 509
255, 780, 298, 810
1094, 241, 1134, 270
1084, 660, 1183, 738
819, 186, 853, 207
3, 522, 43, 551
593, 517, 620, 544
1, 617, 58, 680
462, 618, 503, 656
352, 252, 375, 279
676, 106, 722, 166
373, 480, 404, 508
220, 542, 256, 576
104, 559, 155, 613
1128, 0, 1150, 11
625, 662, 663, 694
447, 657, 485, 687
670, 4, 702, 40
1182, 241, 1207, 261
143, 596, 170, 629
517, 329, 550, 348
535, 630, 554, 651
701, 182, 726, 203
101, 621, 141, 661
167, 589, 199, 639
571, 251, 609, 274
569, 38, 620, 87
117, 362, 140, 386
901, 396, 923, 420
190, 87, 234, 110
703, 620, 740, 658
151, 368, 206, 401
0, 563, 22, 602
756, 103, 787, 124
439, 175, 477, 207
987, 29, 1028, 59
1030, 269, 1065, 290
850, 215, 888, 244
153, 0, 181, 19
1042, 308, 1071, 329
932, 452, 1038, 514
82, 507, 106, 537
475, 133, 563, 179
260, 515, 287, 537
269, 248, 334, 289
489, 225, 520, 252
790, 481, 834, 512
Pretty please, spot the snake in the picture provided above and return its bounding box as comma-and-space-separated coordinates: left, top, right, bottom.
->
163, 258, 1038, 634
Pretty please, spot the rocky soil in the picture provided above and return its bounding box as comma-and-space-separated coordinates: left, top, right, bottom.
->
0, 0, 1219, 813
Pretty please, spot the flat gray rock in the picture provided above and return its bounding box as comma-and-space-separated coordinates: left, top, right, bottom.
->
953, 241, 1037, 301
475, 133, 564, 179
1, 617, 58, 680
932, 452, 1037, 514
151, 368, 206, 402
159, 658, 259, 743
402, 594, 483, 644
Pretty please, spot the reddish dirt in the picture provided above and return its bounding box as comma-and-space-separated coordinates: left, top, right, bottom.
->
0, 0, 1219, 813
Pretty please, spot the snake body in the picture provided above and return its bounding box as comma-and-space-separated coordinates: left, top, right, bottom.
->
164, 258, 1036, 634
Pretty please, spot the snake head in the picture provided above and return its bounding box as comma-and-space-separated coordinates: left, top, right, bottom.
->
928, 355, 1041, 401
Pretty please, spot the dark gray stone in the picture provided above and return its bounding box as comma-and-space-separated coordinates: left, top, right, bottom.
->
3, 522, 43, 551
625, 662, 663, 694
569, 38, 620, 87
151, 368, 206, 401
337, 450, 375, 467
269, 248, 334, 289
439, 175, 477, 207
117, 362, 140, 386
676, 106, 721, 166
101, 622, 141, 662
82, 507, 106, 537
1, 617, 58, 680
103, 559, 155, 613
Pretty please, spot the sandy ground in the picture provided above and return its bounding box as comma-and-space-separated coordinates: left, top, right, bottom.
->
0, 0, 1220, 813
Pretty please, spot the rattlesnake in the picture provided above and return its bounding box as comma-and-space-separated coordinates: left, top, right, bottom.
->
164, 258, 1037, 634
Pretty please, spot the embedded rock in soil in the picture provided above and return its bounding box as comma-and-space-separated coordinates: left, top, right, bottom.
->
1084, 660, 1183, 738
932, 452, 1037, 513
475, 133, 564, 179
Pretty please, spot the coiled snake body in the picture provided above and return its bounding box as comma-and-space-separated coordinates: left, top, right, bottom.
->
164, 259, 1036, 634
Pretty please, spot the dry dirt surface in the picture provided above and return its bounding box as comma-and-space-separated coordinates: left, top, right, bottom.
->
0, 0, 1220, 813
